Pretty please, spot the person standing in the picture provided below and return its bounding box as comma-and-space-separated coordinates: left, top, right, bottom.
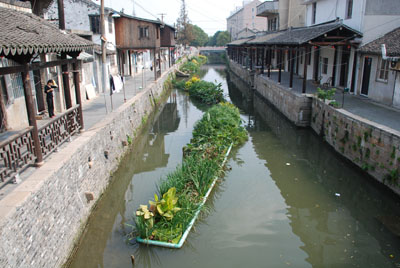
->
44, 79, 57, 118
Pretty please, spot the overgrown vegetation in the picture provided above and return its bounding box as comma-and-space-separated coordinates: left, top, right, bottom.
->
316, 87, 336, 102
132, 102, 248, 244
183, 76, 225, 104
179, 55, 207, 74
174, 55, 225, 105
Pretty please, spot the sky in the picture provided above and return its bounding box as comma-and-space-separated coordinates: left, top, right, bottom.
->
91, 0, 246, 36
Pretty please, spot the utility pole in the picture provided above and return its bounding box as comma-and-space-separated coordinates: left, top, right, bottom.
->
158, 13, 166, 23
58, 0, 72, 109
100, 0, 109, 112
132, 0, 136, 16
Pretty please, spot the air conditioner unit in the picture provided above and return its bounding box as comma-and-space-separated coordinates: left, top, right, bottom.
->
390, 60, 400, 71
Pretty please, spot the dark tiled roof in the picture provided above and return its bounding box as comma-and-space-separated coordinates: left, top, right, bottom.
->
247, 31, 282, 44
0, 7, 93, 56
227, 37, 255, 46
230, 21, 362, 46
266, 21, 361, 45
117, 12, 162, 25
359, 27, 400, 56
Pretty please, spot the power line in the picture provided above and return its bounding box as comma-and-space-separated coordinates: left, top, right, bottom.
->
134, 0, 159, 20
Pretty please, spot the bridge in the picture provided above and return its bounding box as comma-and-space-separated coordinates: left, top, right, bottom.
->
198, 46, 226, 53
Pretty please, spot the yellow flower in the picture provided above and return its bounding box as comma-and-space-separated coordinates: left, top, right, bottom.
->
184, 81, 192, 90
191, 76, 200, 83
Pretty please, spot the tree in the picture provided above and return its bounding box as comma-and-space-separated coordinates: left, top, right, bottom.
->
176, 0, 194, 46
216, 31, 231, 46
207, 31, 221, 46
190, 25, 209, 47
207, 31, 230, 46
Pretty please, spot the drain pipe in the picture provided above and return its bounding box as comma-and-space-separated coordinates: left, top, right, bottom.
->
382, 44, 400, 106
381, 44, 400, 61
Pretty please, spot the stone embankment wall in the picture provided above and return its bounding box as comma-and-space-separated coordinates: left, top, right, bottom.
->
254, 75, 312, 127
227, 59, 255, 87
228, 59, 400, 196
0, 54, 194, 268
229, 59, 312, 127
311, 98, 400, 195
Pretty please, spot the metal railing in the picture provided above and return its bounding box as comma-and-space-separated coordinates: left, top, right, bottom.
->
256, 1, 279, 16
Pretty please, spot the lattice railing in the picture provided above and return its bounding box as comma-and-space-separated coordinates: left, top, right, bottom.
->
0, 105, 82, 188
0, 127, 36, 184
38, 105, 81, 158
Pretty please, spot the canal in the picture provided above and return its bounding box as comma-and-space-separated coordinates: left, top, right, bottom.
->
68, 65, 400, 268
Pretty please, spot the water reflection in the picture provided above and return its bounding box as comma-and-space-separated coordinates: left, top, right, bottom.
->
139, 103, 180, 172
69, 96, 181, 268
227, 70, 400, 267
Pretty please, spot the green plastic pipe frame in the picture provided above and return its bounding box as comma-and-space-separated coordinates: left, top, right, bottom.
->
136, 143, 233, 248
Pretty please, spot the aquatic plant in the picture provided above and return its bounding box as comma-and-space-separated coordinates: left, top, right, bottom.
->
172, 79, 186, 90
186, 80, 225, 105
179, 55, 208, 74
132, 102, 248, 244
149, 187, 181, 221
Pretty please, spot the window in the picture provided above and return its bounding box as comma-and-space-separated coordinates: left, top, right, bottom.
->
108, 16, 113, 33
139, 26, 149, 39
377, 58, 389, 82
0, 58, 24, 100
346, 0, 353, 19
157, 28, 159, 39
322, 57, 328, 74
268, 18, 278, 31
0, 76, 8, 104
312, 2, 317, 24
89, 15, 100, 34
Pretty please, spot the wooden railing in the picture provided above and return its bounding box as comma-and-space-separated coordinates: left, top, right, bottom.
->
38, 105, 81, 158
0, 127, 36, 185
0, 105, 82, 188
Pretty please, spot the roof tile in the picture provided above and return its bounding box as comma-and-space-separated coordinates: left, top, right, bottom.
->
0, 7, 93, 56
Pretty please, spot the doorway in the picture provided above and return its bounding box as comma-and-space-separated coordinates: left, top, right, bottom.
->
361, 57, 372, 96
339, 48, 350, 87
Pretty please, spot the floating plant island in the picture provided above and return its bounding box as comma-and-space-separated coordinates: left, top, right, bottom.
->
133, 101, 248, 248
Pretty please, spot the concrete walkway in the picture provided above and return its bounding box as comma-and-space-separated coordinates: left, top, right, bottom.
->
262, 71, 400, 132
82, 68, 157, 130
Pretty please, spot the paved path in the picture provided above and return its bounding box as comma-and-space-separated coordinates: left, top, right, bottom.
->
82, 68, 157, 130
262, 71, 400, 132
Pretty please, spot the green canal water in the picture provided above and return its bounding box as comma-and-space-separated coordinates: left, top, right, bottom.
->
68, 65, 400, 268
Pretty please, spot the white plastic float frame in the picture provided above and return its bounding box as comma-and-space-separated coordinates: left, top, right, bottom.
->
136, 143, 233, 248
